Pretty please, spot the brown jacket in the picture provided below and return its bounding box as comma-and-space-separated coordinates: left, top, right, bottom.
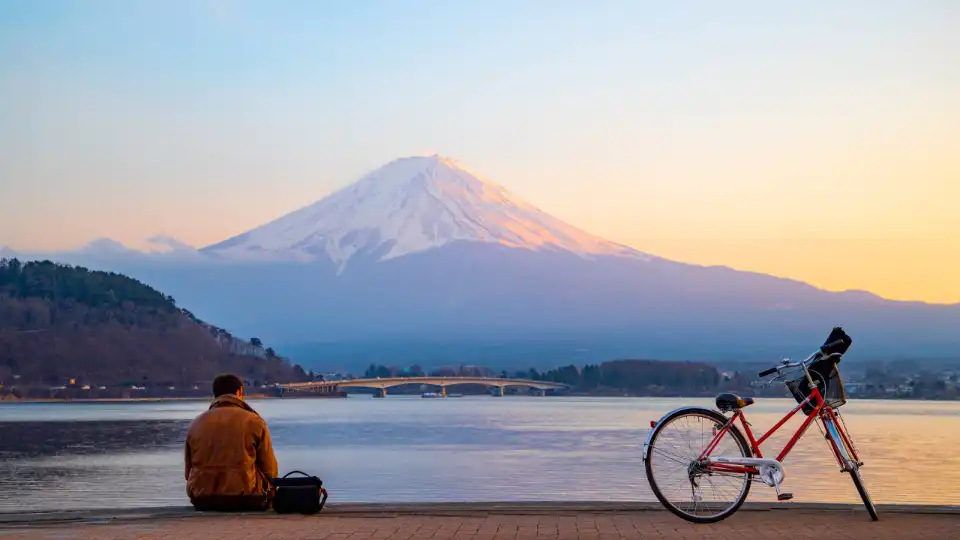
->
184, 395, 278, 510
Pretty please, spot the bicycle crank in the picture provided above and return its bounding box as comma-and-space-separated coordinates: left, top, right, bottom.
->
704, 456, 792, 500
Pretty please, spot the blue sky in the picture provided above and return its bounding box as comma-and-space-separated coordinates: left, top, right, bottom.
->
1, 1, 957, 301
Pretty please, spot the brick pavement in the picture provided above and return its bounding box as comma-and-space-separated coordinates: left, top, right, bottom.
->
1, 509, 957, 540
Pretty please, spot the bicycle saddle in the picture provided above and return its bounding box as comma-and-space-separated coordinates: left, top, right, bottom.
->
715, 393, 754, 412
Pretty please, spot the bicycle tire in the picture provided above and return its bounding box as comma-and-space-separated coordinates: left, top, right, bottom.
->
644, 407, 753, 523
823, 413, 878, 521
850, 465, 879, 521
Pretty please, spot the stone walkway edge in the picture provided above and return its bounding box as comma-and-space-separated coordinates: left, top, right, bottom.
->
2, 501, 958, 527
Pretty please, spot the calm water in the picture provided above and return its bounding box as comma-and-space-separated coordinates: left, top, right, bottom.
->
0, 397, 958, 512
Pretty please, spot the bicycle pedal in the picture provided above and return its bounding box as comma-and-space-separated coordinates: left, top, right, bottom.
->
777, 493, 794, 501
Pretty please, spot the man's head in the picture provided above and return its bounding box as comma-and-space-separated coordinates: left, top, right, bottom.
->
212, 373, 244, 400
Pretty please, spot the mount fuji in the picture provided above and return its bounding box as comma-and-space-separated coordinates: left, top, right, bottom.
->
203, 155, 643, 269
16, 155, 960, 367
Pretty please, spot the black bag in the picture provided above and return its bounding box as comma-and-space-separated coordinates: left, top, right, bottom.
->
821, 326, 852, 356
269, 470, 328, 515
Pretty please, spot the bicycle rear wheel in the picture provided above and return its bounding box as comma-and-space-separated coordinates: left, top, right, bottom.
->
644, 407, 752, 523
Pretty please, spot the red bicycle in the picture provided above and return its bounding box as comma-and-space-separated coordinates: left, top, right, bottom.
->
643, 327, 878, 523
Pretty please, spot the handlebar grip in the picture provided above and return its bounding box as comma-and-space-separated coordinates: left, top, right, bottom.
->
758, 367, 778, 377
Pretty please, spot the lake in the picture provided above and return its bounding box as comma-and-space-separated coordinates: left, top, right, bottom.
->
0, 396, 958, 513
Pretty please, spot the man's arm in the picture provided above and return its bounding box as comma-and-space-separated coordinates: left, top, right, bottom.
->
256, 419, 279, 480
184, 439, 192, 482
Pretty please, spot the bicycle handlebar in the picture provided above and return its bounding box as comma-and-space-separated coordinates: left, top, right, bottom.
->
757, 327, 852, 379
758, 351, 844, 378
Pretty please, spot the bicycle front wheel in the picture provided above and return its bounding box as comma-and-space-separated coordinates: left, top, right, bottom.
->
850, 465, 878, 521
644, 407, 752, 523
823, 413, 878, 521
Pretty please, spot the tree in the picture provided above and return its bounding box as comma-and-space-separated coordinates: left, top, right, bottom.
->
250, 337, 263, 348
0, 259, 308, 389
292, 365, 308, 380
542, 365, 579, 386
596, 359, 720, 395
405, 364, 425, 377
581, 364, 601, 390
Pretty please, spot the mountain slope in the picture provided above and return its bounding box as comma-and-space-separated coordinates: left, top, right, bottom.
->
112, 241, 960, 366
203, 155, 643, 267
0, 259, 308, 390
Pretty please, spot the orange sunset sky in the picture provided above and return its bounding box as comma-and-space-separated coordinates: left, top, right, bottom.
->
1, 2, 957, 304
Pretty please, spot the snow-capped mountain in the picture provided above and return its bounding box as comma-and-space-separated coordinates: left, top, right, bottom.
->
13, 155, 959, 364
203, 155, 643, 268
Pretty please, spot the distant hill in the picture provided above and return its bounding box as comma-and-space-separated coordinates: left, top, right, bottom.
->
0, 259, 309, 392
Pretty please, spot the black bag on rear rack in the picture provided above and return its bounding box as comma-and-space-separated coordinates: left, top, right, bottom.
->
269, 470, 328, 515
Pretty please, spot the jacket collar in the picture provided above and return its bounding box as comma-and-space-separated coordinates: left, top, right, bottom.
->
209, 394, 259, 416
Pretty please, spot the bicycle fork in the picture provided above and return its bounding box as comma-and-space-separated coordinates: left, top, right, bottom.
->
821, 415, 860, 472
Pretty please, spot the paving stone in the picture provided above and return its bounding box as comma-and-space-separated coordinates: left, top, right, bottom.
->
1, 511, 957, 540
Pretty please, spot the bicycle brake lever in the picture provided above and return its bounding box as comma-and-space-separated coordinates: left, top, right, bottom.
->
760, 374, 786, 388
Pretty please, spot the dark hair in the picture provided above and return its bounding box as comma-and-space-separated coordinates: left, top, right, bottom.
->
212, 373, 244, 397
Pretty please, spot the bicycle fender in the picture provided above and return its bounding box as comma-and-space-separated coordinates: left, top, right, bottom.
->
642, 406, 721, 461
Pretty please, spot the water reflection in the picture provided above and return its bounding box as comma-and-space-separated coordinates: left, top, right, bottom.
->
0, 397, 958, 512
0, 420, 188, 459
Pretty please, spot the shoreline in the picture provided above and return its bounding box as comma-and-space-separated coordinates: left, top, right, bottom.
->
0, 397, 212, 404
0, 394, 350, 404
2, 394, 958, 404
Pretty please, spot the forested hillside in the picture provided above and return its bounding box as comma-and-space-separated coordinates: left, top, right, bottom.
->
536, 359, 721, 395
0, 259, 308, 394
358, 360, 722, 396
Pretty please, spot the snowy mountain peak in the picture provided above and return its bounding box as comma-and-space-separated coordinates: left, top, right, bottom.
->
203, 155, 643, 267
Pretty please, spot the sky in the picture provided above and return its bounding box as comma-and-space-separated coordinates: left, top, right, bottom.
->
1, 1, 958, 303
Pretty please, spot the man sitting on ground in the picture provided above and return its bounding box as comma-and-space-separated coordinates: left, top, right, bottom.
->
184, 373, 278, 511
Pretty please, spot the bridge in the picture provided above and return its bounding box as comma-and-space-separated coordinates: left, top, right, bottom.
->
277, 376, 569, 397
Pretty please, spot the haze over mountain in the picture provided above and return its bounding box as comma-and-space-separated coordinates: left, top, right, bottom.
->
9, 156, 959, 369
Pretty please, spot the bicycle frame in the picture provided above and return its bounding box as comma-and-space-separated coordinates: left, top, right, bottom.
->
698, 386, 861, 475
